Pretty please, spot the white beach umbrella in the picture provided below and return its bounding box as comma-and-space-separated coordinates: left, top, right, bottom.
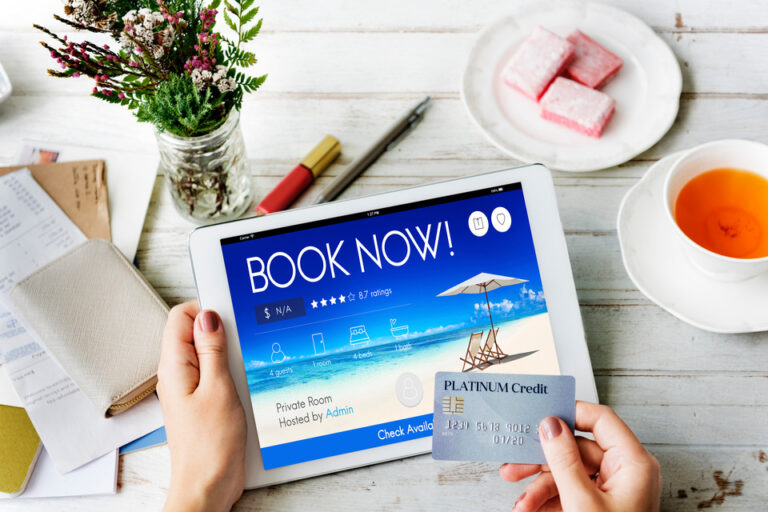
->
437, 272, 528, 335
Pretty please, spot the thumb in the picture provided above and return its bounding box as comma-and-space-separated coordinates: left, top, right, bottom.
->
193, 310, 231, 385
539, 416, 598, 509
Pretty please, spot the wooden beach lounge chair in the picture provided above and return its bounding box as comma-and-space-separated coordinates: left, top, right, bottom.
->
480, 328, 506, 360
460, 331, 484, 372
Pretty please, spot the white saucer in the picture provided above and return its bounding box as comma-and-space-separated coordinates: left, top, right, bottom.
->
0, 61, 11, 104
461, 0, 681, 172
617, 152, 768, 333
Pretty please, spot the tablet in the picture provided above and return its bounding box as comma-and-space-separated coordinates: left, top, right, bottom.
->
189, 164, 597, 488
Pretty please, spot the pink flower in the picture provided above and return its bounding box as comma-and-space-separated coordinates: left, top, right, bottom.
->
118, 93, 125, 99
73, 72, 80, 77
93, 87, 98, 93
103, 44, 109, 50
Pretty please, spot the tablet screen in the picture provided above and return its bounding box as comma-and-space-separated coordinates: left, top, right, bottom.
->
220, 182, 561, 470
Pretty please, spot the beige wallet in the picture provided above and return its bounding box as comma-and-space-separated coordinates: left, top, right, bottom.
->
9, 239, 168, 416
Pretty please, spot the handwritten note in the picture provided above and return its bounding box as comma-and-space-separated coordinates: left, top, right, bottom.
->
0, 160, 110, 241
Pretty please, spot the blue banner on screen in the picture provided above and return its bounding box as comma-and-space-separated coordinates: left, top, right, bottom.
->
220, 183, 562, 470
260, 414, 433, 469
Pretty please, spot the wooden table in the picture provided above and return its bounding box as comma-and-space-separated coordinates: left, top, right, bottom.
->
2, 1, 767, 510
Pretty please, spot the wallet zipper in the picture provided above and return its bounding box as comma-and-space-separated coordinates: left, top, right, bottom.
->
108, 383, 157, 413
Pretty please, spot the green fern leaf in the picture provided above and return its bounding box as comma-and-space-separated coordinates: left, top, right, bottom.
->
240, 7, 259, 25
241, 18, 262, 42
222, 9, 236, 31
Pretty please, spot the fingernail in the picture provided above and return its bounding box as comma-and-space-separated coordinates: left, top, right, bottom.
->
200, 311, 219, 332
540, 417, 562, 441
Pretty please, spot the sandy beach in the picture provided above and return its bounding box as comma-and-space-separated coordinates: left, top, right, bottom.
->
250, 312, 559, 447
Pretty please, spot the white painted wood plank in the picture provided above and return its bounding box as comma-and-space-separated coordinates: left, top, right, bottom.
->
2, 444, 766, 511
596, 374, 768, 406
3, 30, 768, 95
1, 96, 768, 169
582, 304, 768, 372
6, 0, 768, 33
616, 405, 768, 446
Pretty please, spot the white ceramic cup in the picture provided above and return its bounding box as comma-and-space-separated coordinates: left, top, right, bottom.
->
663, 139, 768, 281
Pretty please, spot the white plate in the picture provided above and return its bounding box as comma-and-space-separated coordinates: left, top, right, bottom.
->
617, 152, 768, 334
461, 0, 681, 172
0, 61, 11, 104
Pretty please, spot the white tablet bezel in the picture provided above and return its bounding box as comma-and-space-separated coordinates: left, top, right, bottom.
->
189, 164, 597, 489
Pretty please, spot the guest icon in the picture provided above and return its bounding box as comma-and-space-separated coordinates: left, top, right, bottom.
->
271, 343, 286, 363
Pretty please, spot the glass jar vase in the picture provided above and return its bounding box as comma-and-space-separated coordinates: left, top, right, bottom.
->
156, 111, 252, 223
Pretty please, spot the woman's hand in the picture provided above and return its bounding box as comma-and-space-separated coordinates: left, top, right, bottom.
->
501, 401, 661, 512
158, 301, 247, 512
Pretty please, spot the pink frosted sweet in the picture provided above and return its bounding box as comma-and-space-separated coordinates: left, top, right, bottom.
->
502, 26, 575, 101
565, 30, 623, 89
539, 77, 616, 137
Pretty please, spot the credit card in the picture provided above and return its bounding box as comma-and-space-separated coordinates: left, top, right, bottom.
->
432, 372, 575, 464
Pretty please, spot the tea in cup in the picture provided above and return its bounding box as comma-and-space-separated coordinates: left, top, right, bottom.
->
664, 139, 768, 280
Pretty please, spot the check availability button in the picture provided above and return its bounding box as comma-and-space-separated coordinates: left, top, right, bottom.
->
259, 414, 434, 469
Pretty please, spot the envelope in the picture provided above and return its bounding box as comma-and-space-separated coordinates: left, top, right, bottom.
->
0, 161, 110, 241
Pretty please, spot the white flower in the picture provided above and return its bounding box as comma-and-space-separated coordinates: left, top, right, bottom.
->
190, 68, 207, 91
159, 27, 175, 48
119, 8, 174, 58
191, 64, 238, 94
65, 0, 115, 29
212, 65, 227, 82
122, 9, 137, 25
217, 77, 237, 93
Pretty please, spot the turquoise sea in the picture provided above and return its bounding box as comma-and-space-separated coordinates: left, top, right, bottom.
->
246, 314, 541, 397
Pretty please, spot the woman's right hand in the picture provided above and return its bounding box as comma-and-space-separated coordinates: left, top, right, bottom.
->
500, 401, 661, 512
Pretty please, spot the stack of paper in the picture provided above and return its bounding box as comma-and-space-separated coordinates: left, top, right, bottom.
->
0, 165, 163, 498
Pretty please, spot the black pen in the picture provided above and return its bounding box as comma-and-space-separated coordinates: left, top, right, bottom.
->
313, 96, 431, 204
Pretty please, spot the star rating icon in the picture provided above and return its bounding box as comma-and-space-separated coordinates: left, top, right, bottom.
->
312, 294, 350, 309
